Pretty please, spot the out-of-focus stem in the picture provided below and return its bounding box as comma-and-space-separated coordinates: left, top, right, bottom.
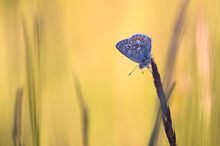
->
74, 78, 88, 146
13, 88, 23, 146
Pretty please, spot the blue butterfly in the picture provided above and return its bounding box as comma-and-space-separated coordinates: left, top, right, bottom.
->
116, 34, 152, 73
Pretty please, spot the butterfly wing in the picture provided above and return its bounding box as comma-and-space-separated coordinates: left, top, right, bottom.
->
131, 34, 151, 54
116, 38, 141, 63
115, 34, 151, 63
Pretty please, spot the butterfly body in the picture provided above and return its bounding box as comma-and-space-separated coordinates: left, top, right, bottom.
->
115, 34, 152, 69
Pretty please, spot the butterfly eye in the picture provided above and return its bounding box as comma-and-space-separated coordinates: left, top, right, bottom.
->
133, 50, 136, 53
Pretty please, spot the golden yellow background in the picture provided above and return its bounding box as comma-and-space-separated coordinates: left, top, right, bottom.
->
0, 0, 220, 146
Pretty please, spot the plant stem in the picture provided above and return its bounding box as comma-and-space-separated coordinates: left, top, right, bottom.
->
150, 58, 176, 146
148, 82, 176, 146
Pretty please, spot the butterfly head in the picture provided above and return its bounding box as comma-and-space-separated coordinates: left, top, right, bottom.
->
139, 57, 151, 69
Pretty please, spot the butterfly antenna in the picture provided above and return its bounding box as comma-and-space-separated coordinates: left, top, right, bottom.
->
128, 65, 138, 76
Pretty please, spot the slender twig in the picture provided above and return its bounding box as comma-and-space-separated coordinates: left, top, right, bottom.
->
150, 58, 176, 146
13, 88, 23, 146
74, 78, 88, 146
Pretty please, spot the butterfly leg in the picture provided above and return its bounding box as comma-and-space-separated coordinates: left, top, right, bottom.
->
147, 64, 152, 73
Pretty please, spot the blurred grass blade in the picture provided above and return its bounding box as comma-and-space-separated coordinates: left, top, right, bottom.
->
22, 17, 40, 146
34, 14, 43, 72
74, 77, 89, 146
13, 88, 23, 146
164, 0, 189, 89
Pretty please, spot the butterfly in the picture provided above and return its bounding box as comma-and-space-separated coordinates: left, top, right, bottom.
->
115, 34, 152, 74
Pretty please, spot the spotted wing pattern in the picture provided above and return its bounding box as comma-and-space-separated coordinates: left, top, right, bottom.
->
115, 34, 151, 64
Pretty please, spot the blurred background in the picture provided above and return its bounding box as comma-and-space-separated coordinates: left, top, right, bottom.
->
0, 0, 220, 146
